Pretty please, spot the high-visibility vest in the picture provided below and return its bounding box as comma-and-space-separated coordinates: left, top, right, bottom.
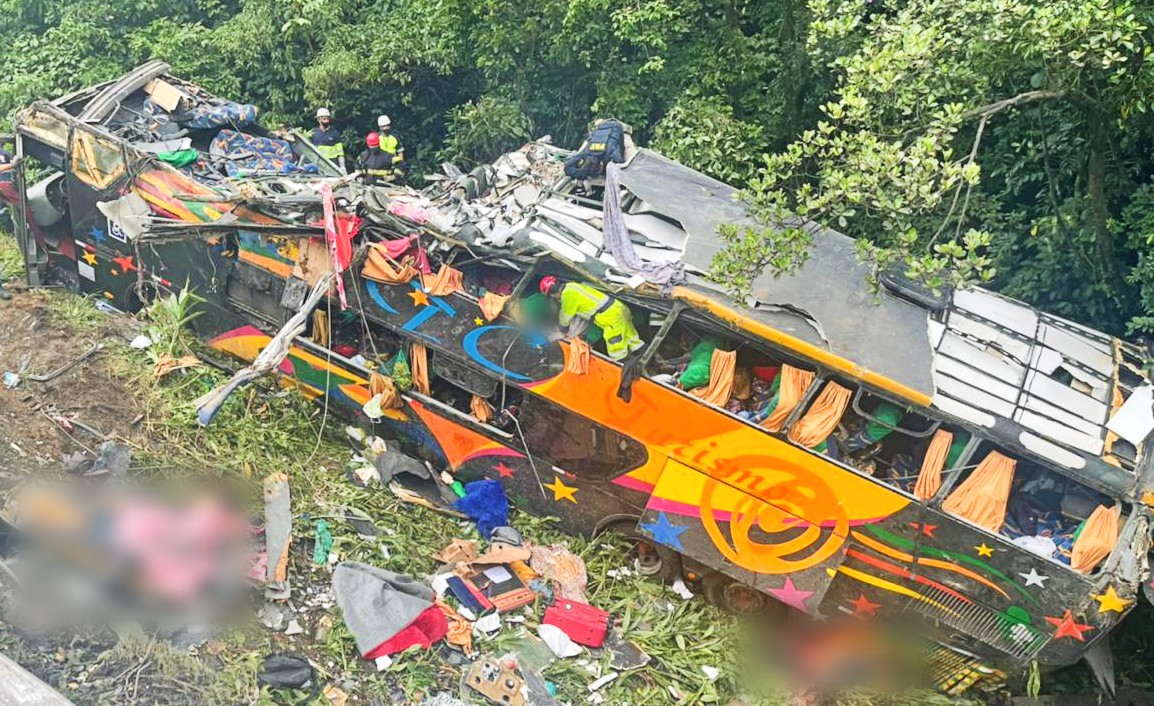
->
317, 143, 344, 160
379, 133, 403, 161
559, 282, 611, 328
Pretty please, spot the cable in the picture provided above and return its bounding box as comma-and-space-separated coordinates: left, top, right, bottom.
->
303, 289, 334, 467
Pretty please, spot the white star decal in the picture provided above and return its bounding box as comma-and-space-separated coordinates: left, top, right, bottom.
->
1020, 568, 1049, 588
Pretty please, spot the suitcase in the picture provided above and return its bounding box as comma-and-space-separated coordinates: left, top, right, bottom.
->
542, 599, 610, 648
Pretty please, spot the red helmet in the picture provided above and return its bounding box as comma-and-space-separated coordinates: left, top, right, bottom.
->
365, 132, 380, 148
539, 275, 558, 295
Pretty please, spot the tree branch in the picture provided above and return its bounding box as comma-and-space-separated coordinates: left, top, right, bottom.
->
963, 90, 1065, 119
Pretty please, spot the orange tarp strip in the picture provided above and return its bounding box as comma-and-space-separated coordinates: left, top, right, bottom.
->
566, 338, 591, 375
689, 349, 736, 406
479, 292, 510, 322
1071, 505, 1120, 573
422, 264, 464, 296
411, 342, 430, 396
471, 394, 494, 423
788, 382, 851, 448
914, 429, 953, 500
363, 243, 419, 284
941, 451, 1016, 533
762, 365, 814, 432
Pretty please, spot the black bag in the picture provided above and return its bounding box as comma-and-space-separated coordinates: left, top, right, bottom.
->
258, 653, 320, 704
564, 119, 626, 180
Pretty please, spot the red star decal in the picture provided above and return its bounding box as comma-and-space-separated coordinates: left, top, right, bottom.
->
850, 594, 881, 617
493, 462, 514, 479
1045, 610, 1094, 641
907, 522, 937, 538
112, 255, 138, 273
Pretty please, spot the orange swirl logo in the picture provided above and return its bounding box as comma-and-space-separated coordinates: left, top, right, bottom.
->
699, 455, 849, 574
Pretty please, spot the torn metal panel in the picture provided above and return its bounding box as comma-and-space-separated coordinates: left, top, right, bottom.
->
953, 288, 1039, 336
1018, 432, 1087, 470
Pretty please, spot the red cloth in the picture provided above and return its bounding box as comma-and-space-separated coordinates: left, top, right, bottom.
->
320, 183, 361, 309
364, 604, 448, 658
333, 344, 357, 358
753, 365, 781, 384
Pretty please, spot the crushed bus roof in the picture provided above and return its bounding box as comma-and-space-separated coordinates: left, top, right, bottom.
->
12, 63, 1153, 482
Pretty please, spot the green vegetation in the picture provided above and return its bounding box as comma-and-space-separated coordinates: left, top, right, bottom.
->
5, 0, 1154, 334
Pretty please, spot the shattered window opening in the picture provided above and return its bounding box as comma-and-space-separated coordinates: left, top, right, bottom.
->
70, 128, 127, 191
937, 441, 1126, 575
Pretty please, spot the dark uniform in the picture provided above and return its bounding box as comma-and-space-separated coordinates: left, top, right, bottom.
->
356, 147, 395, 186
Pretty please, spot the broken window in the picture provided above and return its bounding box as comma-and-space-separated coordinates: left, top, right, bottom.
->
516, 393, 647, 480
646, 315, 816, 426
939, 442, 1123, 573
18, 107, 69, 149
70, 128, 127, 190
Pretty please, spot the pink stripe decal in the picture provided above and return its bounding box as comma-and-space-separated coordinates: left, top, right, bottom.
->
460, 448, 526, 464
644, 497, 734, 523
611, 475, 654, 493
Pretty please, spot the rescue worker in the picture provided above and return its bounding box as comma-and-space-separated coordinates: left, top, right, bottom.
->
311, 108, 345, 172
539, 275, 643, 361
356, 133, 394, 186
375, 115, 405, 181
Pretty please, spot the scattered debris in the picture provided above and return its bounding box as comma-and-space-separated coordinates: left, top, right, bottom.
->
284, 619, 304, 636
543, 599, 610, 648
3, 372, 19, 389
538, 623, 582, 658
263, 472, 292, 600
128, 335, 152, 349
312, 519, 333, 565
331, 562, 447, 658
587, 672, 619, 692
702, 665, 721, 681
671, 578, 695, 600
453, 479, 509, 539
464, 655, 526, 706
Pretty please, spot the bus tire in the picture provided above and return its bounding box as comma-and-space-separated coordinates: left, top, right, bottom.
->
703, 571, 784, 620
602, 520, 683, 585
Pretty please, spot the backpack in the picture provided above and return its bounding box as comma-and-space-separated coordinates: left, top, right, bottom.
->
564, 119, 626, 180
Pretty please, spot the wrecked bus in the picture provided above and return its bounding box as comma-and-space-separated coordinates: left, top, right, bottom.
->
7, 63, 1154, 694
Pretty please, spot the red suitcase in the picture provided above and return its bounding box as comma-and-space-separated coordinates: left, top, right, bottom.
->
542, 599, 611, 648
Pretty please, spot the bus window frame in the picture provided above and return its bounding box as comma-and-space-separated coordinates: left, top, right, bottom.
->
928, 440, 1130, 578
849, 387, 942, 439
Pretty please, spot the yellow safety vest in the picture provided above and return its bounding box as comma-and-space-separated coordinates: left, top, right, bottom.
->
379, 134, 403, 161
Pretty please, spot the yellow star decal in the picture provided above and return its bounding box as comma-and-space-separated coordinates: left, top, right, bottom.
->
544, 477, 578, 504
81, 251, 98, 266
1093, 585, 1132, 614
408, 289, 430, 307
975, 543, 994, 558
474, 317, 484, 326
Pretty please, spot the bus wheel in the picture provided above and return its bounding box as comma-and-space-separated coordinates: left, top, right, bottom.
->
703, 572, 779, 618
606, 522, 683, 584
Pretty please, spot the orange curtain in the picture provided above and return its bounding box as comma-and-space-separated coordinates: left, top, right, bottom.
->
362, 243, 419, 284
689, 349, 737, 406
787, 382, 851, 448
762, 365, 815, 432
422, 264, 464, 296
941, 451, 1016, 533
411, 342, 430, 395
312, 309, 330, 348
370, 372, 402, 409
1070, 505, 1120, 573
470, 395, 494, 423
913, 430, 953, 500
566, 338, 591, 375
479, 292, 511, 322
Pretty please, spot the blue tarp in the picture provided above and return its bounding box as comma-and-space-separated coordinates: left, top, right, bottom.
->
185, 101, 259, 129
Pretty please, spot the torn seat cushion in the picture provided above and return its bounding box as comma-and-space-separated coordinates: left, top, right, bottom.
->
210, 129, 319, 177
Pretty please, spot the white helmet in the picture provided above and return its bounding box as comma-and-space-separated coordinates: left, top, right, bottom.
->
377, 114, 391, 129
316, 107, 332, 119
